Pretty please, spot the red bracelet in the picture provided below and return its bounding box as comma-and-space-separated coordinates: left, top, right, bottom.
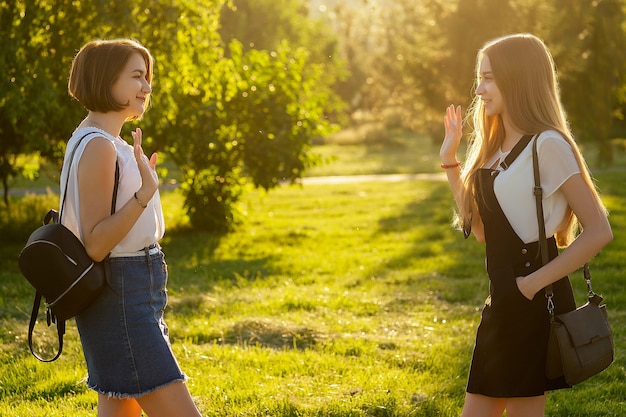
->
440, 161, 461, 169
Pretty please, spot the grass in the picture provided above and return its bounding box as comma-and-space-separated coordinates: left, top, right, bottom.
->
1, 129, 625, 416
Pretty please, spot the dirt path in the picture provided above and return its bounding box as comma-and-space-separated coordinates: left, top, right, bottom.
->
300, 172, 446, 184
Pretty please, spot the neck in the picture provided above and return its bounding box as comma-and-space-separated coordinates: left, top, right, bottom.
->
81, 112, 125, 137
500, 116, 524, 152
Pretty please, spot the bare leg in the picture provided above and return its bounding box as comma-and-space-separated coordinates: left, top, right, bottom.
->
506, 394, 546, 417
136, 381, 202, 417
97, 394, 142, 417
460, 393, 506, 417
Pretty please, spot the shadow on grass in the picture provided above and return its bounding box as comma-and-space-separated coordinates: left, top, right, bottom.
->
161, 230, 324, 349
162, 229, 279, 288
370, 180, 487, 306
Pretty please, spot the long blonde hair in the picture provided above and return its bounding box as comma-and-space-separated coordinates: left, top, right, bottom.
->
458, 33, 604, 246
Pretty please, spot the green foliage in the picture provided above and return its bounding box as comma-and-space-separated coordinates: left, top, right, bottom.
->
552, 0, 626, 165
220, 0, 338, 64
1, 0, 344, 231
158, 36, 341, 231
182, 167, 246, 233
0, 192, 58, 242
5, 0, 626, 231
357, 0, 626, 152
226, 40, 339, 188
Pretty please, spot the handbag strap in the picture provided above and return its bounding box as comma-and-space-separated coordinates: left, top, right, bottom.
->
28, 132, 119, 362
533, 136, 596, 317
532, 136, 549, 266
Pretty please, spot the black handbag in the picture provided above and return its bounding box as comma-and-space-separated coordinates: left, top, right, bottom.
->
18, 132, 119, 362
531, 136, 614, 386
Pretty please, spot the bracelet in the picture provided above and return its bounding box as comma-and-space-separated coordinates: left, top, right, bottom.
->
440, 161, 461, 169
133, 192, 148, 209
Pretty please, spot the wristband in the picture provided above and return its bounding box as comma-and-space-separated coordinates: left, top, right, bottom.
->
440, 161, 461, 169
134, 192, 148, 209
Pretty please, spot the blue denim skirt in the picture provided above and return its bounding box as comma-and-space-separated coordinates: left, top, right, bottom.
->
75, 248, 186, 398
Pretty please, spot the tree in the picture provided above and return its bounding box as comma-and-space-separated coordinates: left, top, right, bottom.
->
0, 0, 149, 204
550, 0, 626, 165
352, 0, 626, 158
0, 0, 74, 205
219, 0, 349, 120
371, 0, 524, 139
140, 0, 343, 231
156, 39, 340, 231
2, 0, 344, 232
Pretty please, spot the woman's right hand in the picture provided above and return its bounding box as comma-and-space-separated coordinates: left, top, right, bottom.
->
440, 104, 463, 164
131, 128, 159, 202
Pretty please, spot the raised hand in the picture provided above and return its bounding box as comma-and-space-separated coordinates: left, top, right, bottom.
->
440, 104, 463, 165
131, 128, 159, 202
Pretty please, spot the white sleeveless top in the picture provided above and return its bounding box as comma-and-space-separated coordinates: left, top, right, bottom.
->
60, 127, 165, 253
484, 130, 581, 244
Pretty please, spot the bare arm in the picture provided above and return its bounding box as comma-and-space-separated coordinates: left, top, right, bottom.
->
517, 173, 613, 299
440, 105, 485, 242
79, 129, 159, 261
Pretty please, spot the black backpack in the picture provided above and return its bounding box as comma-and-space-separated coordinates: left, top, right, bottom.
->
18, 132, 118, 361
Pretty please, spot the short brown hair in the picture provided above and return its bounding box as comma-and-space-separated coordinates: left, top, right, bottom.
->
68, 39, 153, 113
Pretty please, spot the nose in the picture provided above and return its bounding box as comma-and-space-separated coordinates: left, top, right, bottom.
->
475, 81, 485, 96
142, 80, 152, 94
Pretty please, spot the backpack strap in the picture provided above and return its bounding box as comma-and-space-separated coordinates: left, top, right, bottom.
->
112, 161, 119, 214
28, 292, 65, 362
60, 132, 120, 221
498, 134, 534, 171
28, 133, 120, 362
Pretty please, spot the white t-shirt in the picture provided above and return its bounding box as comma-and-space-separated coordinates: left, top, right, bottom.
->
483, 130, 580, 243
60, 127, 165, 253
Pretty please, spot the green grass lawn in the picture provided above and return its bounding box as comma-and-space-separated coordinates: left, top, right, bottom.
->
1, 169, 625, 416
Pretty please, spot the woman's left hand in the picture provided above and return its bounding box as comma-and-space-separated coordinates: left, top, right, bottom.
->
516, 276, 535, 301
131, 127, 159, 201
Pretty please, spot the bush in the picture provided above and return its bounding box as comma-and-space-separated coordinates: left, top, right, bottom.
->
0, 192, 58, 244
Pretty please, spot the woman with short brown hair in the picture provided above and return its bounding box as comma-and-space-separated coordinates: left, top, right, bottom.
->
63, 39, 202, 417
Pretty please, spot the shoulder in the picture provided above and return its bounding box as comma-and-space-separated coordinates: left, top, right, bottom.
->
71, 128, 115, 152
535, 130, 581, 187
73, 131, 116, 166
536, 130, 574, 155
84, 137, 116, 155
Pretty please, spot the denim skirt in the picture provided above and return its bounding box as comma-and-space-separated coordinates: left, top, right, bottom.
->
75, 248, 185, 398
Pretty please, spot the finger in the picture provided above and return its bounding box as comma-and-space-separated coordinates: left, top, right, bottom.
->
444, 105, 454, 130
448, 109, 457, 130
444, 115, 451, 133
149, 152, 158, 169
132, 128, 143, 151
132, 128, 142, 143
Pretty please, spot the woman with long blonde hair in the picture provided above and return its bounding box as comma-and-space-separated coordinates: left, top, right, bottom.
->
440, 33, 612, 417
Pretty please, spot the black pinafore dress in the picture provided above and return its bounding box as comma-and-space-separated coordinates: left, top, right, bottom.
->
466, 136, 576, 397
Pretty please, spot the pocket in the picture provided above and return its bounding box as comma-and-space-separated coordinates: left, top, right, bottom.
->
490, 266, 534, 313
511, 278, 535, 304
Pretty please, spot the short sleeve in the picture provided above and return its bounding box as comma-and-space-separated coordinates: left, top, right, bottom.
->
537, 132, 581, 198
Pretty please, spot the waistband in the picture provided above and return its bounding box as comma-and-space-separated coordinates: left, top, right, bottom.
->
109, 244, 160, 258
